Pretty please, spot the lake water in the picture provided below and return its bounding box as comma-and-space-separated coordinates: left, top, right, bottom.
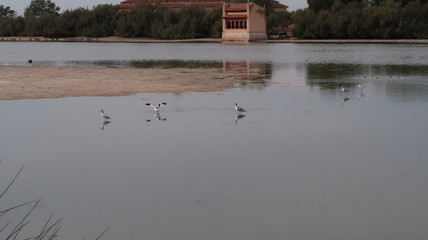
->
1, 42, 428, 240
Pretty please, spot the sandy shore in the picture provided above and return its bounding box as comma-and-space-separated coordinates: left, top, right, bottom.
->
0, 65, 266, 100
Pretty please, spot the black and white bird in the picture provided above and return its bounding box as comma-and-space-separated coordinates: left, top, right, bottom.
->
341, 86, 349, 94
100, 110, 111, 120
234, 103, 246, 114
357, 83, 363, 89
146, 102, 167, 112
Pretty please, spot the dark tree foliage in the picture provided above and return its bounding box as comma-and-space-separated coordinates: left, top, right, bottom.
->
267, 10, 291, 37
295, 0, 428, 39
0, 3, 225, 39
116, 5, 155, 37
308, 0, 366, 12
0, 17, 24, 36
23, 14, 56, 36
0, 0, 293, 40
371, 0, 428, 6
307, 0, 335, 13
24, 0, 60, 17
78, 4, 117, 37
116, 5, 223, 39
1, 5, 16, 17
2, 0, 427, 40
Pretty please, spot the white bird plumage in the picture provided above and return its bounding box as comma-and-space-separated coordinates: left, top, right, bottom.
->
146, 102, 167, 112
341, 86, 349, 93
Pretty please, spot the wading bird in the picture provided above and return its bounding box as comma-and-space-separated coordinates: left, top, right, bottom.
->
100, 110, 111, 121
234, 103, 246, 114
146, 102, 167, 112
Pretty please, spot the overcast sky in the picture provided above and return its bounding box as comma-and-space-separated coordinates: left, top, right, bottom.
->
3, 0, 307, 16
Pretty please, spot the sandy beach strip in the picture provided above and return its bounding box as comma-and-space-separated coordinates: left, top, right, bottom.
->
0, 65, 265, 100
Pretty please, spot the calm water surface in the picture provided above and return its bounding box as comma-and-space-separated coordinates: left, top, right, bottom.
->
0, 42, 428, 240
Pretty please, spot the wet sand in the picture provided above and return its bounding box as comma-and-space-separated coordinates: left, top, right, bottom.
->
0, 65, 264, 100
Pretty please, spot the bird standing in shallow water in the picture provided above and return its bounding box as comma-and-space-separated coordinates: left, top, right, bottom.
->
146, 102, 167, 112
341, 86, 349, 94
100, 110, 111, 120
234, 103, 246, 114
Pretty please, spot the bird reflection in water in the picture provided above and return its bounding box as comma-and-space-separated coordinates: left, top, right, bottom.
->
235, 114, 246, 124
101, 120, 111, 131
146, 113, 167, 122
341, 97, 350, 106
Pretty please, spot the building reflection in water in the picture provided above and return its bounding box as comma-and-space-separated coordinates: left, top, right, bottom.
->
129, 59, 272, 86
223, 61, 271, 83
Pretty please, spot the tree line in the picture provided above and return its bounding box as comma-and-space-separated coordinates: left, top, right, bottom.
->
0, 0, 290, 39
292, 0, 428, 39
0, 3, 219, 39
2, 0, 427, 39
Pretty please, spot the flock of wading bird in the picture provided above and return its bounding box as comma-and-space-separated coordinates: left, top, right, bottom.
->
340, 82, 365, 106
99, 73, 408, 128
99, 102, 247, 129
98, 80, 373, 129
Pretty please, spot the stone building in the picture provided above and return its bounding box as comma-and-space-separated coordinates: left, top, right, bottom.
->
117, 0, 287, 42
222, 3, 266, 42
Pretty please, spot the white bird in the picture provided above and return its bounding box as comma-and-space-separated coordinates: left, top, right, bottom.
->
357, 83, 363, 89
100, 110, 111, 120
341, 86, 349, 94
146, 102, 167, 112
234, 103, 246, 114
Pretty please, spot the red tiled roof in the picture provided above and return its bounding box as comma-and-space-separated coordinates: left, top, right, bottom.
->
225, 7, 247, 12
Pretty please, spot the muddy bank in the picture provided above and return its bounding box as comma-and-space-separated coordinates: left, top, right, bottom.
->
0, 65, 266, 100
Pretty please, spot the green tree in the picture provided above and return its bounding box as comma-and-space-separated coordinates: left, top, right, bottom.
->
81, 4, 116, 37
307, 0, 334, 13
116, 5, 155, 37
23, 14, 56, 36
0, 16, 25, 36
267, 10, 291, 37
1, 5, 16, 17
204, 8, 223, 38
24, 0, 60, 17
